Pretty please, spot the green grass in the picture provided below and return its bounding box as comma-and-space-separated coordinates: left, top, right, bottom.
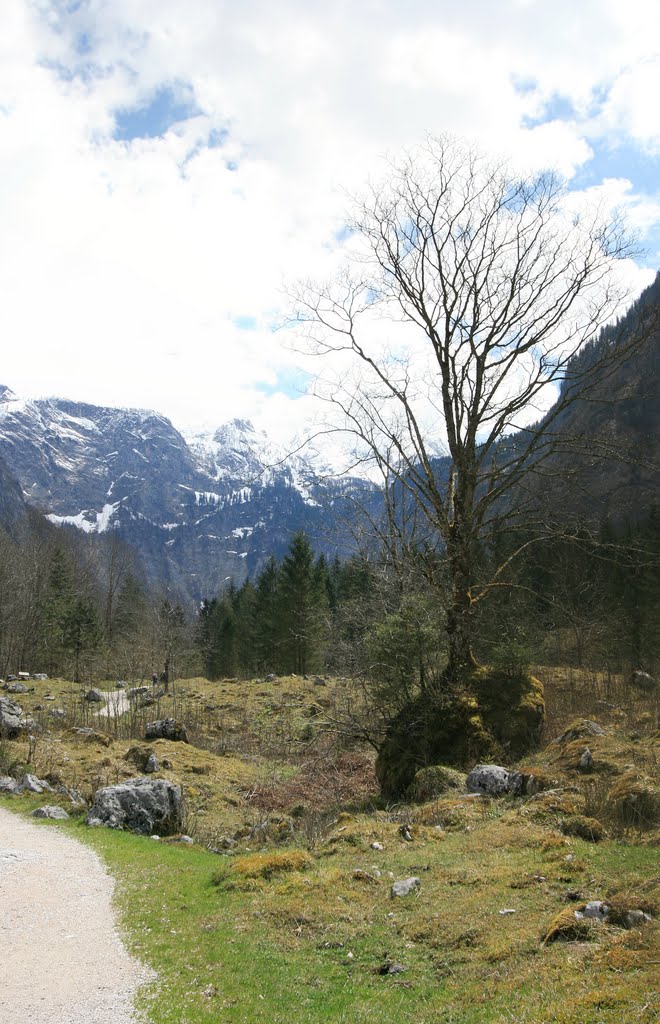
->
2, 665, 657, 1023
3, 797, 657, 1024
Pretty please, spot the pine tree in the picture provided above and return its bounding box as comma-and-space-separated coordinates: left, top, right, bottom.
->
253, 557, 281, 673
277, 532, 327, 675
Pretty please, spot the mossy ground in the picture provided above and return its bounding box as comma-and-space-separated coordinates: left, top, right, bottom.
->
1, 665, 658, 1023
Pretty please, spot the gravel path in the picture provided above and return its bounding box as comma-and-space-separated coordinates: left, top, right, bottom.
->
0, 806, 154, 1024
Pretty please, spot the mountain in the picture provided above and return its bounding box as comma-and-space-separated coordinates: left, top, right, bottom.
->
0, 387, 374, 604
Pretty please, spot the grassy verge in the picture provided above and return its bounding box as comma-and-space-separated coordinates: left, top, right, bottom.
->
3, 795, 657, 1024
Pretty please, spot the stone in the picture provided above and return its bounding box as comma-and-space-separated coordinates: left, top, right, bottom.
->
379, 962, 406, 975
371, 841, 385, 850
391, 877, 421, 897
6, 682, 28, 693
56, 785, 86, 805
31, 673, 49, 680
555, 720, 606, 744
31, 805, 70, 820
0, 776, 18, 793
144, 753, 160, 773
127, 686, 150, 700
629, 670, 655, 692
86, 777, 183, 836
115, 681, 127, 689
84, 688, 105, 703
466, 764, 511, 796
575, 900, 609, 921
145, 718, 188, 743
313, 676, 327, 686
622, 909, 652, 928
17, 773, 54, 794
0, 696, 24, 738
579, 748, 593, 770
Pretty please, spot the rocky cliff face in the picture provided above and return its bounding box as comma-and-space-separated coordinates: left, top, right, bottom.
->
0, 387, 374, 603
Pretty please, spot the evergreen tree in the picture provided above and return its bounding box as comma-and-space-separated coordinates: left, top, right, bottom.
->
61, 598, 102, 682
253, 557, 281, 673
42, 546, 77, 675
277, 532, 328, 675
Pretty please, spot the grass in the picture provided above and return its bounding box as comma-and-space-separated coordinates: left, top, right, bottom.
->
1, 664, 658, 1023
2, 794, 657, 1024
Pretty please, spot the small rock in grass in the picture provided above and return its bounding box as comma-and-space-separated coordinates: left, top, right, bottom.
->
391, 877, 421, 897
554, 720, 606, 744
31, 805, 69, 820
498, 908, 517, 915
84, 688, 105, 703
379, 962, 406, 975
579, 748, 593, 770
575, 900, 609, 921
0, 776, 18, 793
371, 841, 384, 850
144, 753, 160, 773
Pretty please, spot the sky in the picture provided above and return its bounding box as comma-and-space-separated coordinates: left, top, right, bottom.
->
0, 0, 659, 446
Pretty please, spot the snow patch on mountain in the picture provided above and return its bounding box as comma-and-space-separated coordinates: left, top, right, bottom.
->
46, 501, 120, 534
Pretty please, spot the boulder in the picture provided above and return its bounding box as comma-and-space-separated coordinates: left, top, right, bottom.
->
6, 682, 28, 693
84, 688, 105, 703
629, 670, 655, 693
86, 777, 183, 836
17, 774, 54, 794
376, 668, 544, 800
145, 718, 188, 743
31, 805, 70, 820
0, 776, 18, 793
466, 764, 511, 796
391, 877, 421, 897
0, 696, 24, 738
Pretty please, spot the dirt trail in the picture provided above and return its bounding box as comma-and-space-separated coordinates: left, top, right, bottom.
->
0, 806, 154, 1024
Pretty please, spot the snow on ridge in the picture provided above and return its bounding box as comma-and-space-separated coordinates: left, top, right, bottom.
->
46, 501, 120, 534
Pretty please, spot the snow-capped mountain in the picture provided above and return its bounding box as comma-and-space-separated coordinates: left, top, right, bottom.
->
0, 386, 374, 602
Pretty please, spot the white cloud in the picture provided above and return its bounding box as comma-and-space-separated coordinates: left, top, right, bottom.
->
0, 0, 658, 443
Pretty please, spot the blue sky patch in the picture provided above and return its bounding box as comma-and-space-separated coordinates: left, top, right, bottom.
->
522, 92, 578, 128
254, 368, 312, 400
114, 85, 199, 141
233, 315, 257, 331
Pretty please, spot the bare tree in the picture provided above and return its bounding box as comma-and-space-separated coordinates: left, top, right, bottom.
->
290, 134, 647, 685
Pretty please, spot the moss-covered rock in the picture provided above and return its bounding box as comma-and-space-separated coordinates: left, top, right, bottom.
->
471, 668, 545, 757
554, 719, 606, 744
560, 814, 605, 842
407, 764, 467, 802
375, 691, 496, 801
607, 771, 660, 829
375, 669, 545, 800
542, 905, 595, 944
